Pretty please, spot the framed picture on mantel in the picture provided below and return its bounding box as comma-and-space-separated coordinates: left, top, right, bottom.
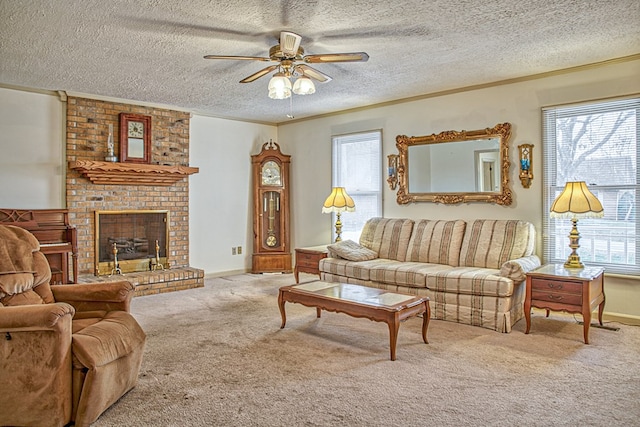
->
119, 113, 151, 164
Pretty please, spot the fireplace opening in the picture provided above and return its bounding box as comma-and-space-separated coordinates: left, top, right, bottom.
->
95, 210, 169, 275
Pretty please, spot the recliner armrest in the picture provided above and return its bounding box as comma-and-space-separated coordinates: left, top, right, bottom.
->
51, 281, 135, 313
0, 302, 75, 332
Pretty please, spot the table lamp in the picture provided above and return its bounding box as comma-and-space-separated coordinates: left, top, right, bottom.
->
550, 181, 604, 268
322, 187, 355, 242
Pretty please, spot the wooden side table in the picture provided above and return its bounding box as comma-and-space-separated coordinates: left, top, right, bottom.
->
524, 263, 605, 344
294, 245, 329, 283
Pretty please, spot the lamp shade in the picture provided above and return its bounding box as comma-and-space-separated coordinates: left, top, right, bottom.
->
322, 187, 356, 213
268, 72, 292, 99
550, 181, 604, 219
292, 75, 316, 95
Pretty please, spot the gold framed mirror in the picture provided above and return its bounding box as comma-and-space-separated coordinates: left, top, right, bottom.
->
395, 122, 512, 205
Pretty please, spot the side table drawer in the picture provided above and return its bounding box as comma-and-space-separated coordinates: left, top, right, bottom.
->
297, 258, 319, 268
531, 278, 582, 295
531, 290, 582, 306
297, 252, 319, 263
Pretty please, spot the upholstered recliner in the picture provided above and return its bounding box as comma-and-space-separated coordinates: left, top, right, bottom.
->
0, 225, 146, 427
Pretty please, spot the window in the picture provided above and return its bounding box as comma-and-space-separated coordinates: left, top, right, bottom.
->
543, 97, 639, 275
331, 130, 382, 242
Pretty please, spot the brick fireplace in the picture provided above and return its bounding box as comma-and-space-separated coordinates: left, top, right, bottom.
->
66, 96, 203, 295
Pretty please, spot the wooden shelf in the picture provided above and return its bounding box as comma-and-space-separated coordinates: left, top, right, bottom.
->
69, 160, 199, 186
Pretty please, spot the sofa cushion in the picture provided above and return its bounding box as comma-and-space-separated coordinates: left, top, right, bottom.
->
358, 217, 414, 261
426, 266, 515, 297
406, 219, 466, 266
319, 258, 397, 282
369, 261, 454, 288
327, 240, 378, 261
459, 220, 535, 269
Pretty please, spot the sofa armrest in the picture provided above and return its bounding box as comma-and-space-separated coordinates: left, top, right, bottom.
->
0, 302, 74, 332
51, 281, 135, 313
500, 255, 541, 282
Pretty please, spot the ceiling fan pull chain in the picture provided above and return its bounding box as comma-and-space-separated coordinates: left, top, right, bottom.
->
287, 95, 295, 119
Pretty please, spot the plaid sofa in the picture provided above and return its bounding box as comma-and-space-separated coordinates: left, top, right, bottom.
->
319, 218, 540, 332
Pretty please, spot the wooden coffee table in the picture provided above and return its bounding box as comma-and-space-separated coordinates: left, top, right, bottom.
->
278, 281, 430, 360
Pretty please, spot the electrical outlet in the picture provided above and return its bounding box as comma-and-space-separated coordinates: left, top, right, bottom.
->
232, 247, 236, 255
237, 246, 242, 255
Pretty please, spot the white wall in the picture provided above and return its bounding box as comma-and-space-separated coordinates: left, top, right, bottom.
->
188, 115, 277, 275
0, 87, 64, 208
279, 58, 640, 320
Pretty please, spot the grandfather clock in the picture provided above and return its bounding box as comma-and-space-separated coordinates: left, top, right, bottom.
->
251, 140, 292, 273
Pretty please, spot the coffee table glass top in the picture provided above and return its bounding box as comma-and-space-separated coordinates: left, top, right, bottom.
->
292, 282, 417, 308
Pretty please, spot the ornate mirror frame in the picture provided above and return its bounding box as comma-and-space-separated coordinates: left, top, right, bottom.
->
395, 122, 512, 205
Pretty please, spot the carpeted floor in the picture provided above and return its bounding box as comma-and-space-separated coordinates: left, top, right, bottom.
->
93, 273, 640, 426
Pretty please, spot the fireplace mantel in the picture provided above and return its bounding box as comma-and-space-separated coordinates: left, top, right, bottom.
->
69, 160, 199, 186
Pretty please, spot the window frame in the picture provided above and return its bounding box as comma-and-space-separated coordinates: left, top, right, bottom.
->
542, 96, 640, 275
331, 129, 383, 242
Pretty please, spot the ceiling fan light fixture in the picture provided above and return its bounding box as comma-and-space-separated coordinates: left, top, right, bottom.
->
268, 72, 292, 99
292, 75, 315, 95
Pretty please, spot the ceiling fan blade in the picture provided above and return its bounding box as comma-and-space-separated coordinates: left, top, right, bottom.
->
279, 31, 302, 56
204, 54, 272, 61
303, 52, 369, 63
239, 65, 280, 83
296, 64, 332, 83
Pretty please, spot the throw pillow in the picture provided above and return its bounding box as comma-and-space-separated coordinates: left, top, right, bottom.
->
328, 240, 378, 261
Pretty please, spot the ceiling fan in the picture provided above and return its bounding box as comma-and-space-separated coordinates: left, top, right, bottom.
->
204, 31, 369, 98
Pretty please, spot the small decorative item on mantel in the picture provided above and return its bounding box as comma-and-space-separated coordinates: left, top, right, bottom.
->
105, 124, 118, 162
518, 143, 534, 188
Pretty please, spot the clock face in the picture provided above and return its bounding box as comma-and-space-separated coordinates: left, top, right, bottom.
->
128, 121, 144, 138
261, 161, 281, 186
266, 235, 277, 247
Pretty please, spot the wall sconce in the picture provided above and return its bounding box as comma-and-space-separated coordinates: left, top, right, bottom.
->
387, 154, 398, 190
518, 144, 533, 188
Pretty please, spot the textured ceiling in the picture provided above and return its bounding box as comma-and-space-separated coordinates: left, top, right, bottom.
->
1, 1, 639, 124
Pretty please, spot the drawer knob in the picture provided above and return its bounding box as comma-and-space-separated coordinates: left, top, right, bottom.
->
548, 294, 563, 300
547, 283, 562, 290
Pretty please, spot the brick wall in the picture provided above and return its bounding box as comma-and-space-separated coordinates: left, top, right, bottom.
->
66, 97, 192, 275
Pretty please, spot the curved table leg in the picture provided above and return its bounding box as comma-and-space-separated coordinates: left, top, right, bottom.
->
583, 309, 591, 345
524, 290, 532, 334
388, 316, 400, 361
278, 289, 287, 329
422, 300, 430, 344
598, 283, 606, 326
598, 301, 605, 326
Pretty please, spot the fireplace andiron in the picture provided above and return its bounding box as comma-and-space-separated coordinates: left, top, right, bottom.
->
151, 239, 165, 271
110, 242, 122, 276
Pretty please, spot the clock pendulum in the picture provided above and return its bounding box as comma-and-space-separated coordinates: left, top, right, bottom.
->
265, 192, 279, 247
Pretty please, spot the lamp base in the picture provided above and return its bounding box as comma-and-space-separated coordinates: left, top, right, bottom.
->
564, 255, 584, 269
564, 218, 584, 269
334, 212, 343, 242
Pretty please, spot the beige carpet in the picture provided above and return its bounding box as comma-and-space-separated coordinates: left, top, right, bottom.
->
93, 273, 640, 426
